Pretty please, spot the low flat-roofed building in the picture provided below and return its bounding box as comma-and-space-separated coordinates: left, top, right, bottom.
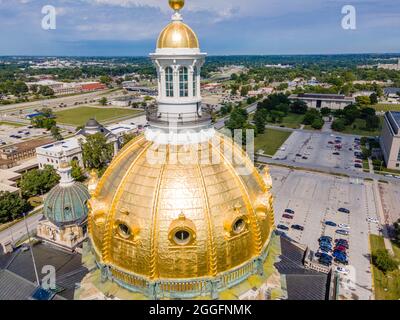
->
289, 93, 355, 110
380, 111, 400, 169
384, 87, 400, 98
36, 138, 83, 170
0, 138, 54, 169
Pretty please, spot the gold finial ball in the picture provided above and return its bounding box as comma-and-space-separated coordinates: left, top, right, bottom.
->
169, 0, 185, 11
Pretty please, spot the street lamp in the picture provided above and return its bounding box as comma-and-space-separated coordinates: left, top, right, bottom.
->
23, 212, 40, 286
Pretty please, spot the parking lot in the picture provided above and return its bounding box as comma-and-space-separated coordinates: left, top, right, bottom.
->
270, 166, 380, 300
273, 131, 364, 172
0, 123, 52, 146
379, 182, 400, 225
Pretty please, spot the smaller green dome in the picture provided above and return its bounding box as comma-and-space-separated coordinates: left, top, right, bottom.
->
43, 182, 90, 226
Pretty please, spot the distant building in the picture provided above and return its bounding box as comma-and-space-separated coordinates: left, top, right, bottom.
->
76, 119, 137, 156
26, 80, 106, 96
289, 93, 355, 110
0, 138, 54, 169
383, 87, 400, 98
36, 138, 83, 170
110, 96, 143, 107
378, 59, 400, 71
380, 111, 400, 170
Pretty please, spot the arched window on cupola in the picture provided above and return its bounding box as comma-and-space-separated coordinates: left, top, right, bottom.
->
193, 66, 197, 97
179, 66, 189, 97
165, 67, 174, 97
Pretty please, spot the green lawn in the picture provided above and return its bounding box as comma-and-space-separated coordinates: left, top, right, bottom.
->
54, 107, 143, 126
0, 121, 24, 127
340, 117, 384, 137
254, 128, 292, 156
370, 235, 400, 300
371, 104, 400, 112
267, 112, 304, 129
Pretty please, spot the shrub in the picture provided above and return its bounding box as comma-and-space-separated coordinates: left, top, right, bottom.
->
372, 249, 399, 274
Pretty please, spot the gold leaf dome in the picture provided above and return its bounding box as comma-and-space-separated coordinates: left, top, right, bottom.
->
88, 133, 275, 284
157, 21, 199, 49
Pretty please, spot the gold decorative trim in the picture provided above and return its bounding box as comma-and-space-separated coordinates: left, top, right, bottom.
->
196, 158, 218, 276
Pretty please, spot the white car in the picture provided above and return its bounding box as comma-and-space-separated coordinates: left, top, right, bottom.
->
335, 266, 350, 275
338, 224, 350, 229
367, 217, 379, 224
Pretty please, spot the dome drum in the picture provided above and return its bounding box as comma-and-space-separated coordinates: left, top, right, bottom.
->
96, 243, 271, 300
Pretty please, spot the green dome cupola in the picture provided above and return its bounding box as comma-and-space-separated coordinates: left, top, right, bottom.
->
43, 162, 90, 226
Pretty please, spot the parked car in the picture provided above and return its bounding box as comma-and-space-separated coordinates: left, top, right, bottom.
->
336, 229, 349, 236
325, 221, 337, 227
335, 246, 347, 253
334, 257, 349, 265
354, 164, 362, 169
291, 224, 304, 231
335, 266, 350, 274
333, 152, 340, 155
277, 224, 289, 231
338, 208, 350, 214
319, 236, 332, 242
338, 224, 350, 230
367, 217, 379, 224
282, 214, 294, 219
285, 209, 295, 214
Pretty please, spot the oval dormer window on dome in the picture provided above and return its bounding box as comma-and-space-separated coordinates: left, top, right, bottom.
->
179, 67, 188, 97
233, 218, 246, 234
118, 223, 131, 239
165, 67, 174, 97
174, 229, 191, 245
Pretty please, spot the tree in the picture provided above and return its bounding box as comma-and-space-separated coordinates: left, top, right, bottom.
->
31, 115, 56, 130
311, 118, 324, 130
277, 83, 289, 91
365, 115, 381, 131
290, 100, 308, 114
38, 85, 55, 97
303, 109, 321, 125
240, 85, 250, 97
100, 75, 112, 85
355, 96, 371, 106
360, 107, 376, 119
51, 125, 63, 141
253, 109, 268, 134
19, 165, 60, 197
0, 192, 32, 223
369, 93, 378, 105
82, 133, 114, 173
320, 107, 331, 116
120, 133, 137, 148
99, 97, 108, 106
331, 119, 346, 132
372, 249, 399, 274
394, 219, 400, 244
71, 159, 85, 182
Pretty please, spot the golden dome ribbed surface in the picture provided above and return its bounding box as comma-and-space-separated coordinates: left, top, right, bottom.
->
88, 133, 275, 281
157, 21, 199, 49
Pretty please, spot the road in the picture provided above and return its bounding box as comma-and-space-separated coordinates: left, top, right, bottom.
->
0, 212, 43, 248
0, 89, 123, 116
256, 154, 400, 184
214, 102, 258, 130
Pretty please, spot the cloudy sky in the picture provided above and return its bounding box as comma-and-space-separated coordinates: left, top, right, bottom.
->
0, 0, 399, 56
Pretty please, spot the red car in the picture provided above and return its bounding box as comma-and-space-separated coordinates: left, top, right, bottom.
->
282, 214, 294, 219
335, 245, 347, 252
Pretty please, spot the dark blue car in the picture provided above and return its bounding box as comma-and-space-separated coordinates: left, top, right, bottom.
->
277, 224, 289, 231
325, 221, 337, 227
